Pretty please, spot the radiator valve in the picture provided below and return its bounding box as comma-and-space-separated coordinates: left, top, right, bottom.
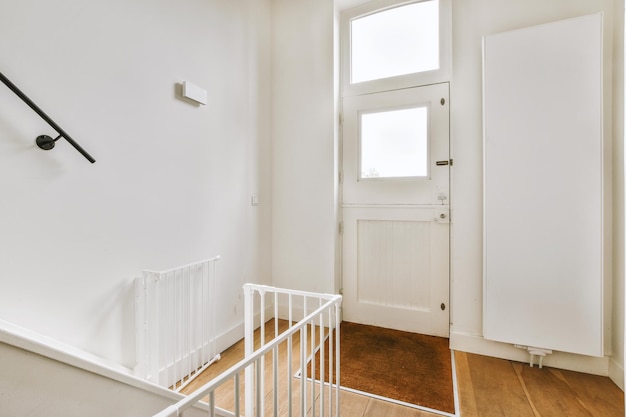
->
514, 345, 553, 369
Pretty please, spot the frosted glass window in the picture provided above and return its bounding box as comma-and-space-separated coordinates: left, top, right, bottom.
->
360, 107, 429, 179
351, 0, 439, 84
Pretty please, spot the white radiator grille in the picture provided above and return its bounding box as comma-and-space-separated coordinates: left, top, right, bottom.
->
135, 256, 220, 389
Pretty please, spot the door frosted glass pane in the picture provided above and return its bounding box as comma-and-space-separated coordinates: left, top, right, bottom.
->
360, 107, 428, 179
351, 0, 439, 84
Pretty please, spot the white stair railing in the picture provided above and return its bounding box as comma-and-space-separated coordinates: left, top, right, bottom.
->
153, 284, 342, 417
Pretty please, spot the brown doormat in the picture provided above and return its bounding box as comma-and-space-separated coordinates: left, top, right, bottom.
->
311, 322, 455, 415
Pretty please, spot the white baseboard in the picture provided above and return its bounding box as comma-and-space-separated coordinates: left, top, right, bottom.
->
450, 330, 610, 376
609, 356, 625, 391
213, 305, 277, 355
214, 322, 246, 355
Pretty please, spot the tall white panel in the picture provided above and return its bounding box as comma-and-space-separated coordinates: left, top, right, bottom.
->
483, 13, 604, 356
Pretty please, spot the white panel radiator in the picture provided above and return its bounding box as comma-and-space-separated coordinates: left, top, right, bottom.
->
135, 256, 221, 390
483, 13, 604, 358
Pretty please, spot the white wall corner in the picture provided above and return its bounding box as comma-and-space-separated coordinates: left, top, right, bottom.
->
609, 355, 625, 391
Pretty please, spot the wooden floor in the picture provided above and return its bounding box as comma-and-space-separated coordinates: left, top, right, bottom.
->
455, 352, 624, 417
182, 322, 624, 417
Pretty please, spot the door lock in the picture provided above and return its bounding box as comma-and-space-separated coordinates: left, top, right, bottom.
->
436, 160, 453, 166
434, 211, 449, 223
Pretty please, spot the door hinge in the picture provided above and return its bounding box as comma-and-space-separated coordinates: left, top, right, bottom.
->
338, 171, 343, 184
338, 221, 344, 235
339, 113, 344, 126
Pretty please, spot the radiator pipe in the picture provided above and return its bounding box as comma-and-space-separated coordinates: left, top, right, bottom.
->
0, 71, 96, 163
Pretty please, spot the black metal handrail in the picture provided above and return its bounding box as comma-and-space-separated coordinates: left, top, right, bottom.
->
0, 71, 95, 163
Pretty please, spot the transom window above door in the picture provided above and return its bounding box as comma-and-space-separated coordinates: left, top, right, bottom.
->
342, 0, 451, 95
351, 1, 439, 84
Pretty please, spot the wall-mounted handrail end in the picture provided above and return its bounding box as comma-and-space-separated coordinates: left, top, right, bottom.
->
36, 134, 61, 151
35, 133, 96, 163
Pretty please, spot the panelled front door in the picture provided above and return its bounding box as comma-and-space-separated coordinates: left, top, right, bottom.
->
341, 83, 450, 337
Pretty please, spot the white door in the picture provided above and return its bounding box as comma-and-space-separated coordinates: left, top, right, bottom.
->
341, 83, 450, 337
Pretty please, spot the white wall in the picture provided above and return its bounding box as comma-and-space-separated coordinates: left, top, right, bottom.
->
607, 0, 623, 386
0, 341, 209, 417
271, 0, 338, 294
0, 320, 209, 417
0, 0, 272, 367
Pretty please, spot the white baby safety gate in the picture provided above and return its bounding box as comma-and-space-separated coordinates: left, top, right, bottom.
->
135, 257, 221, 390
153, 283, 343, 417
